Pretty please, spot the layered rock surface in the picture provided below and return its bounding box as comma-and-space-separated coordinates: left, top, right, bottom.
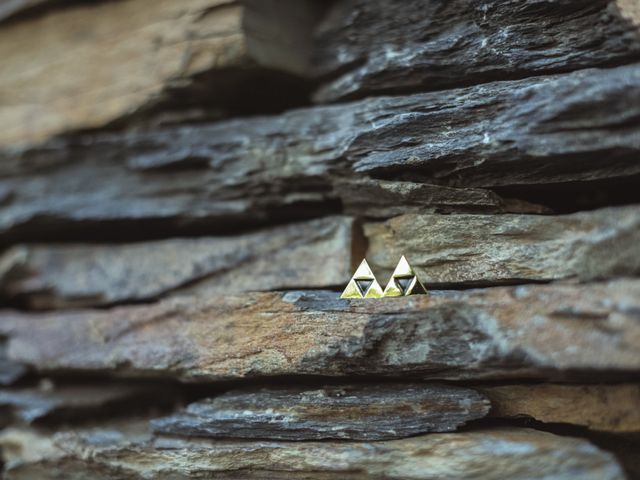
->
1, 280, 638, 382
312, 0, 640, 101
365, 206, 640, 286
0, 0, 253, 147
0, 216, 356, 308
482, 384, 640, 433
2, 64, 640, 241
151, 384, 490, 440
3, 206, 639, 307
4, 0, 639, 147
0, 425, 625, 480
1, 0, 639, 478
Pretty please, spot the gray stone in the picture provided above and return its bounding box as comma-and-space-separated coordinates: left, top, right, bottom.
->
365, 205, 640, 287
2, 64, 639, 241
152, 384, 490, 440
312, 0, 640, 101
0, 216, 356, 308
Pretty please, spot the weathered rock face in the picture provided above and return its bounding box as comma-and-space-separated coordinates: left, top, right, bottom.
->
1, 280, 638, 382
3, 0, 640, 148
1, 0, 639, 477
483, 384, 640, 433
312, 0, 640, 101
0, 0, 259, 147
7, 204, 638, 307
0, 426, 625, 480
0, 216, 356, 308
2, 64, 639, 242
336, 179, 548, 217
365, 206, 640, 286
152, 384, 490, 440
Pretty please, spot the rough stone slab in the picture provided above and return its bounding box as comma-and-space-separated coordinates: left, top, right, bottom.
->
0, 0, 251, 147
365, 206, 640, 287
0, 216, 356, 309
152, 384, 490, 440
0, 0, 337, 148
0, 426, 625, 480
2, 64, 640, 241
0, 383, 182, 425
483, 384, 640, 433
341, 64, 640, 184
336, 178, 549, 218
0, 280, 639, 382
312, 0, 640, 101
3, 0, 640, 145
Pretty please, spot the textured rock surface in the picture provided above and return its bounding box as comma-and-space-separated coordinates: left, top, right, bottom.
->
1, 0, 639, 478
365, 206, 640, 286
484, 384, 640, 433
0, 216, 356, 308
3, 0, 640, 146
1, 280, 638, 382
2, 64, 639, 241
0, 383, 182, 425
336, 179, 548, 218
0, 0, 283, 147
313, 0, 640, 101
152, 384, 490, 440
0, 426, 625, 480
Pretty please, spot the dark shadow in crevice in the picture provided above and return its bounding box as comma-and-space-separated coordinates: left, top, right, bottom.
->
12, 370, 640, 398
0, 0, 126, 26
0, 197, 343, 247
491, 174, 640, 214
106, 67, 315, 134
368, 167, 640, 215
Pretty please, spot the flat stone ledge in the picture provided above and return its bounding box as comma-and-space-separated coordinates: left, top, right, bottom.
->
0, 280, 638, 382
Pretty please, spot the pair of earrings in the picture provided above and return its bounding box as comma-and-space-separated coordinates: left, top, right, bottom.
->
340, 255, 427, 299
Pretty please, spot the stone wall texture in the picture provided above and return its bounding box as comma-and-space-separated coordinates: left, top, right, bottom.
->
0, 0, 639, 478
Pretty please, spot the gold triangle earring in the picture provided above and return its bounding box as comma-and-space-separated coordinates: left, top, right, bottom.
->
340, 259, 384, 299
382, 255, 427, 297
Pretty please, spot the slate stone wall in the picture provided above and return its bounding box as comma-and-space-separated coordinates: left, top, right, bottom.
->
0, 1, 639, 478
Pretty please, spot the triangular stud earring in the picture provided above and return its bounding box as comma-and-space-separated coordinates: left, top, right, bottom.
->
382, 255, 427, 297
340, 259, 384, 299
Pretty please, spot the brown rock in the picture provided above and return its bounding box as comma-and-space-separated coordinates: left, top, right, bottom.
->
0, 280, 638, 382
336, 179, 548, 218
0, 216, 357, 308
0, 0, 271, 147
0, 425, 625, 479
365, 206, 640, 287
483, 384, 640, 433
152, 383, 490, 440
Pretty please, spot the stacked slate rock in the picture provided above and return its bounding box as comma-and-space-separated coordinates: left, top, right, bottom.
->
0, 0, 639, 478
